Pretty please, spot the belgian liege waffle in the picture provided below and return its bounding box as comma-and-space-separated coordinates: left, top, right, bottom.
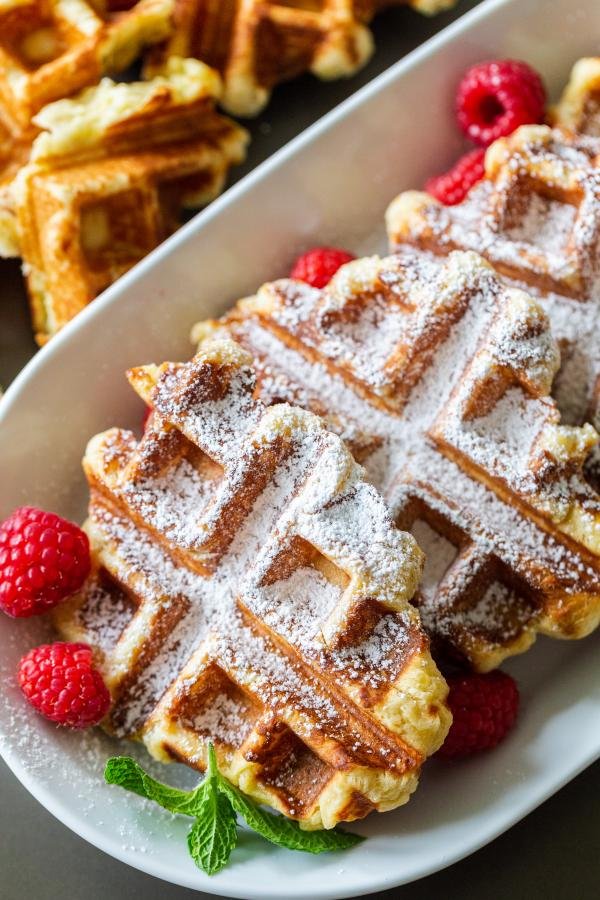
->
192, 250, 600, 672
0, 0, 173, 128
551, 58, 600, 137
8, 59, 248, 344
386, 126, 600, 457
54, 339, 451, 828
146, 0, 457, 117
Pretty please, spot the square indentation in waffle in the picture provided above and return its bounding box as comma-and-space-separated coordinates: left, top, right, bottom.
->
0, 0, 173, 125
246, 537, 348, 652
60, 567, 139, 655
80, 189, 163, 272
199, 249, 600, 671
0, 0, 103, 125
249, 723, 340, 821
56, 339, 450, 828
399, 497, 539, 665
170, 663, 262, 750
496, 178, 580, 265
0, 2, 80, 71
409, 519, 459, 601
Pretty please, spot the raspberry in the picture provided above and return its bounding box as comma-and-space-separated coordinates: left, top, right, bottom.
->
0, 507, 90, 617
290, 247, 355, 288
437, 670, 519, 759
142, 405, 152, 431
456, 60, 546, 147
18, 642, 111, 728
426, 148, 486, 206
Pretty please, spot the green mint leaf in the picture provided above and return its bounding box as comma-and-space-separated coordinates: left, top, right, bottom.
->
105, 746, 365, 870
187, 779, 238, 876
217, 776, 364, 854
104, 756, 203, 816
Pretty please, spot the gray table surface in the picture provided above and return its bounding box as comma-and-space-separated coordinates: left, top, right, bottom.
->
1, 1, 599, 897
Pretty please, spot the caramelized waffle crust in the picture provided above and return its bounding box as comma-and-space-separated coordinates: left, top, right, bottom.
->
10, 60, 248, 344
55, 339, 451, 829
551, 58, 600, 137
146, 0, 457, 117
0, 0, 173, 128
192, 250, 600, 672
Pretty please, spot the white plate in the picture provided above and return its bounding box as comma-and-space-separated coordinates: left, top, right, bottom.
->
1, 0, 600, 896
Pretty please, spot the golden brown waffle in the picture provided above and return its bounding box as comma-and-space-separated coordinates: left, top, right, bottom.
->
192, 250, 600, 672
386, 126, 600, 449
551, 58, 600, 137
54, 339, 450, 829
146, 0, 457, 117
0, 109, 33, 256
9, 59, 248, 344
0, 0, 173, 128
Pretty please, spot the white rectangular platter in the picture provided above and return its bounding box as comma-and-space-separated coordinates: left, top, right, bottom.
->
0, 0, 599, 897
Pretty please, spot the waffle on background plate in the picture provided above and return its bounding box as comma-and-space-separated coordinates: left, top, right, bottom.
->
145, 0, 457, 117
0, 0, 457, 343
192, 249, 600, 672
4, 60, 248, 344
54, 339, 451, 829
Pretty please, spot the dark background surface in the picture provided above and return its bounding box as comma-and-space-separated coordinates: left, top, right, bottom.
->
2, 1, 599, 897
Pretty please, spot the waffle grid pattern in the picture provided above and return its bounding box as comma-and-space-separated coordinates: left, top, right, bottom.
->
55, 339, 450, 829
194, 249, 600, 671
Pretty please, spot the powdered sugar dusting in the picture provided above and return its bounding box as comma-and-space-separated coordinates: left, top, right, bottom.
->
389, 128, 600, 435
410, 520, 458, 600
505, 192, 578, 258
222, 247, 599, 660
72, 347, 425, 777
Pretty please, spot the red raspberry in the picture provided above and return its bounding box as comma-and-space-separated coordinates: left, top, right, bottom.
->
142, 405, 152, 431
18, 642, 111, 729
437, 670, 519, 759
456, 60, 546, 147
426, 148, 486, 206
290, 247, 355, 289
0, 507, 90, 618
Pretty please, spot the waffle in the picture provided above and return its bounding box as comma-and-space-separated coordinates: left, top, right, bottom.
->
191, 250, 600, 672
551, 58, 600, 137
10, 59, 248, 344
0, 0, 173, 129
0, 109, 32, 256
54, 339, 450, 829
146, 0, 457, 117
386, 126, 600, 446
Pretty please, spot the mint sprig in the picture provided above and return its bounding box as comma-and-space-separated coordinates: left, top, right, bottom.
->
105, 743, 364, 875
186, 747, 238, 874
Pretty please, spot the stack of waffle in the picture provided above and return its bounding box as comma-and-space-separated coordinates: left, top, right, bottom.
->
7, 60, 248, 343
0, 0, 457, 343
